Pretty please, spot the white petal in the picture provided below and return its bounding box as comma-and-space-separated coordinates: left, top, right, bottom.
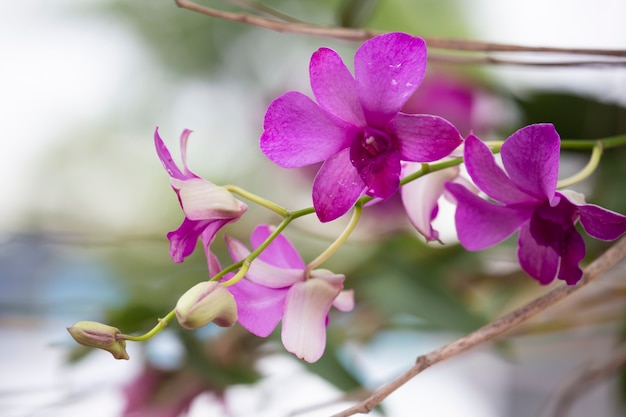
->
401, 164, 460, 241
172, 178, 244, 220
281, 280, 340, 363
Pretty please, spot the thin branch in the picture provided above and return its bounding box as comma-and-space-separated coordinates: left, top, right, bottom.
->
429, 54, 626, 67
174, 0, 626, 58
331, 237, 626, 417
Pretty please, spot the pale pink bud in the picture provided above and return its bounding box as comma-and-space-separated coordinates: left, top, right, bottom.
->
67, 321, 130, 360
175, 282, 237, 329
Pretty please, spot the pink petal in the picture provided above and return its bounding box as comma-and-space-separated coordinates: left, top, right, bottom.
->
354, 33, 427, 126
250, 225, 305, 269
560, 192, 626, 241
260, 92, 358, 167
401, 164, 460, 241
172, 178, 246, 221
227, 279, 287, 337
312, 148, 367, 222
310, 47, 365, 127
281, 279, 341, 363
205, 250, 223, 278
501, 124, 560, 201
178, 128, 195, 177
168, 218, 223, 263
388, 113, 463, 162
333, 290, 355, 312
463, 134, 534, 204
517, 223, 560, 285
225, 235, 304, 288
446, 182, 532, 250
154, 127, 188, 180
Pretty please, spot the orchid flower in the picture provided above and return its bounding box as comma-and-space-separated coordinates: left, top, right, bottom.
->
222, 225, 354, 363
446, 124, 626, 285
260, 32, 463, 222
155, 128, 247, 263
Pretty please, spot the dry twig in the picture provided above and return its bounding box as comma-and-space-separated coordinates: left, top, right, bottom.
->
174, 0, 626, 62
331, 237, 626, 417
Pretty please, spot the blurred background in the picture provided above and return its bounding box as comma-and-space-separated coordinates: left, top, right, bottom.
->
2, 0, 626, 416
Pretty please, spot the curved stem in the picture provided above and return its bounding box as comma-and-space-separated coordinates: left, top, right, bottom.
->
560, 134, 626, 150
122, 309, 177, 342
225, 185, 289, 217
557, 143, 603, 189
399, 157, 464, 187
306, 203, 363, 274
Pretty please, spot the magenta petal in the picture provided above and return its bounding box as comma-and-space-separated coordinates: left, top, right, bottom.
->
310, 47, 365, 127
501, 124, 560, 201
517, 223, 559, 285
446, 182, 532, 250
228, 279, 287, 337
350, 141, 400, 199
402, 164, 459, 241
354, 33, 427, 126
557, 227, 586, 285
389, 114, 463, 162
226, 234, 303, 288
313, 148, 367, 222
281, 279, 341, 363
154, 127, 187, 180
575, 201, 626, 241
260, 92, 357, 168
463, 134, 534, 204
250, 225, 305, 269
168, 218, 222, 263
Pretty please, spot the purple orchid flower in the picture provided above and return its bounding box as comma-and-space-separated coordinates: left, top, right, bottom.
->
219, 225, 353, 363
155, 127, 247, 263
446, 123, 626, 285
260, 32, 463, 222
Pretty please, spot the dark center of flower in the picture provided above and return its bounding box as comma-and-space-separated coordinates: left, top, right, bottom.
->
360, 128, 391, 156
530, 199, 579, 253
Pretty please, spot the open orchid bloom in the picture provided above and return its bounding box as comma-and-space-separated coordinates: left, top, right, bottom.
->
446, 124, 626, 285
154, 128, 247, 263
260, 32, 463, 222
224, 225, 354, 362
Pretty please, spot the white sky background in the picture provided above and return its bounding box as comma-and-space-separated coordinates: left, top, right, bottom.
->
1, 1, 626, 416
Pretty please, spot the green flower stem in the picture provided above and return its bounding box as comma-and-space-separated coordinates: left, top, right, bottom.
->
557, 143, 603, 189
220, 260, 251, 287
306, 203, 363, 274
561, 134, 626, 150
214, 206, 316, 284
225, 185, 289, 217
122, 309, 177, 342
399, 157, 464, 186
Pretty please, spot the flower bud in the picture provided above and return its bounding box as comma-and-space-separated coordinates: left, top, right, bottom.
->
67, 321, 130, 360
176, 282, 237, 329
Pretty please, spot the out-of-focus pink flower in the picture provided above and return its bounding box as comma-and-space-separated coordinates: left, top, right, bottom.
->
155, 128, 247, 263
122, 366, 217, 417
